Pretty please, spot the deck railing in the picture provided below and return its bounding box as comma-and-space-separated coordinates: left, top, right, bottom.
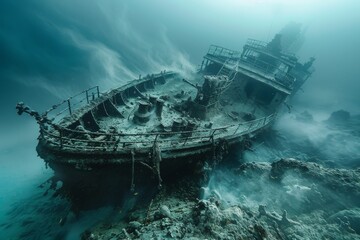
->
44, 86, 100, 124
206, 44, 295, 88
246, 39, 268, 49
39, 113, 277, 152
245, 38, 297, 59
207, 45, 241, 59
238, 58, 295, 88
43, 71, 174, 124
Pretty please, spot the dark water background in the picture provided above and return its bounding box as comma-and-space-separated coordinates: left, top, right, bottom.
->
1, 0, 360, 239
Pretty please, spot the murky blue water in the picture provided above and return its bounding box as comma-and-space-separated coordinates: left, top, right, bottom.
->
0, 146, 114, 239
1, 0, 360, 239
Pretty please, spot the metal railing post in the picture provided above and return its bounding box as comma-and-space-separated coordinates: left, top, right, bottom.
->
209, 129, 217, 142
67, 99, 72, 115
96, 86, 100, 98
248, 122, 253, 131
233, 123, 242, 135
183, 135, 190, 146
59, 129, 63, 148
86, 90, 89, 103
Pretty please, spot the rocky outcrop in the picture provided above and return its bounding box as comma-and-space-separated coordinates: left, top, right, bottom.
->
326, 110, 351, 124
270, 158, 360, 206
82, 159, 360, 240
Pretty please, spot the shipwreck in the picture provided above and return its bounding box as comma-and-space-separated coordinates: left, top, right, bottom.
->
17, 34, 314, 207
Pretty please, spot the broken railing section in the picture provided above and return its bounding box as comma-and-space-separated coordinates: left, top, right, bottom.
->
39, 113, 277, 152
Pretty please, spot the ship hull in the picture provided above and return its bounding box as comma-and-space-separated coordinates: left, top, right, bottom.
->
37, 130, 265, 209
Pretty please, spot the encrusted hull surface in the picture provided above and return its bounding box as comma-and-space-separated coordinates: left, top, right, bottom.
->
38, 134, 257, 209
